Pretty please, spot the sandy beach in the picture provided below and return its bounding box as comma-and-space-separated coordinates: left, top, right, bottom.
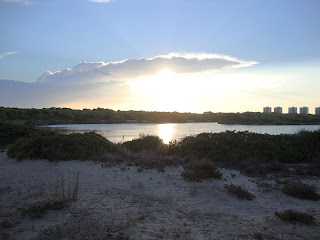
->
0, 151, 319, 240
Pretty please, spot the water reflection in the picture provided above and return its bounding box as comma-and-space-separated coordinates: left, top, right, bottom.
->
158, 124, 175, 144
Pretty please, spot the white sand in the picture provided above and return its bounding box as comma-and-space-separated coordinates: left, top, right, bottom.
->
0, 151, 319, 240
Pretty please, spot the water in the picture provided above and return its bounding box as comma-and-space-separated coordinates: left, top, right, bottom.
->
42, 123, 320, 144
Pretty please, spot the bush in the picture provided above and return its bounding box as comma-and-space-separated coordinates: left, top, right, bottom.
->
0, 122, 35, 146
7, 130, 119, 161
181, 161, 222, 181
19, 199, 66, 219
224, 183, 256, 200
275, 209, 316, 224
282, 182, 319, 200
122, 135, 167, 154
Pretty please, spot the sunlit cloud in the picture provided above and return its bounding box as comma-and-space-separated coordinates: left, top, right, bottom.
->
0, 51, 17, 59
0, 52, 260, 110
37, 52, 258, 84
1, 0, 31, 5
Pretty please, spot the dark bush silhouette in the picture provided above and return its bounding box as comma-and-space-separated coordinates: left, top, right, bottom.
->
181, 161, 222, 181
7, 130, 119, 161
275, 209, 315, 224
0, 122, 35, 146
122, 135, 167, 154
224, 183, 256, 200
282, 182, 319, 200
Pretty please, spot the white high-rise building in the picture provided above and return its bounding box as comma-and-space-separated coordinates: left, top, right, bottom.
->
315, 107, 320, 115
299, 107, 309, 115
274, 106, 282, 114
288, 107, 297, 114
263, 106, 272, 113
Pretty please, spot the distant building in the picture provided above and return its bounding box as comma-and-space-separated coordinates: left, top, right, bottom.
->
288, 107, 297, 114
274, 106, 282, 114
315, 107, 320, 115
263, 106, 272, 113
299, 107, 309, 115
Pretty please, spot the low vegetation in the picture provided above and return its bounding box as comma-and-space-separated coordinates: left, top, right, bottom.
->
18, 199, 66, 219
2, 122, 320, 170
224, 183, 256, 200
122, 135, 168, 154
7, 129, 119, 161
275, 209, 316, 225
282, 182, 320, 200
2, 107, 320, 125
181, 161, 222, 181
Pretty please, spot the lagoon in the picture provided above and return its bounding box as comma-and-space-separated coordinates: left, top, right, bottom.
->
43, 123, 320, 144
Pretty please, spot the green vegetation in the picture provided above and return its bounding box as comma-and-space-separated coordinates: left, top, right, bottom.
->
275, 209, 316, 225
7, 129, 119, 161
19, 199, 66, 219
1, 107, 320, 125
0, 122, 35, 146
282, 182, 319, 200
181, 161, 222, 181
224, 183, 256, 200
2, 122, 320, 168
122, 135, 167, 154
169, 130, 320, 163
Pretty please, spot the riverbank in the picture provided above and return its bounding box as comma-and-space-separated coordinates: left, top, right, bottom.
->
1, 152, 319, 240
2, 107, 320, 126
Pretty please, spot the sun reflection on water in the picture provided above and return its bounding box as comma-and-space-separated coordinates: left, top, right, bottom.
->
158, 124, 175, 144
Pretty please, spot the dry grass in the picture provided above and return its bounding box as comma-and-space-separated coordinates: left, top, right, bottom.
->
275, 209, 316, 225
224, 183, 256, 200
18, 199, 66, 219
282, 182, 319, 200
181, 161, 222, 182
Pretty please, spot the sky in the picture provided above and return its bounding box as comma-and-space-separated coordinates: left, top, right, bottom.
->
0, 0, 319, 113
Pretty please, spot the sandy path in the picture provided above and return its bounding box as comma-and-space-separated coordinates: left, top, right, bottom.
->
0, 152, 319, 240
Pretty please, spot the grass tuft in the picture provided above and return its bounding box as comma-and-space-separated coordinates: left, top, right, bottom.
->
181, 161, 222, 181
224, 183, 256, 200
275, 209, 316, 225
282, 182, 319, 200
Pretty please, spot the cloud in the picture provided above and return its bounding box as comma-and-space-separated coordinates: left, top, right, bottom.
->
1, 0, 31, 5
89, 0, 112, 3
0, 52, 258, 109
0, 51, 17, 59
0, 79, 130, 109
37, 52, 259, 84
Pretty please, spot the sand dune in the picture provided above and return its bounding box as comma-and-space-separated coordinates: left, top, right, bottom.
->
0, 152, 319, 240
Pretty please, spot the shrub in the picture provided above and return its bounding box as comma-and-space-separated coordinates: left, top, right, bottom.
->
122, 135, 168, 154
181, 161, 222, 181
19, 199, 66, 219
282, 182, 319, 200
275, 209, 316, 224
224, 183, 256, 200
0, 122, 35, 146
7, 130, 119, 161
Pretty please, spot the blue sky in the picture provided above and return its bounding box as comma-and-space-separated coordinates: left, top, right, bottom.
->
0, 0, 319, 112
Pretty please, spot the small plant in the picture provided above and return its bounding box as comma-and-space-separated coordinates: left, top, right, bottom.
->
51, 170, 80, 202
181, 161, 222, 181
19, 199, 66, 219
282, 182, 319, 200
224, 183, 256, 200
275, 209, 316, 225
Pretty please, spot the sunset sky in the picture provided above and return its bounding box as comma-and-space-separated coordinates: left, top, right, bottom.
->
1, 0, 319, 113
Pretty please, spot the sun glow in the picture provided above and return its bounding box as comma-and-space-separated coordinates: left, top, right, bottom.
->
129, 69, 194, 112
158, 124, 175, 144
